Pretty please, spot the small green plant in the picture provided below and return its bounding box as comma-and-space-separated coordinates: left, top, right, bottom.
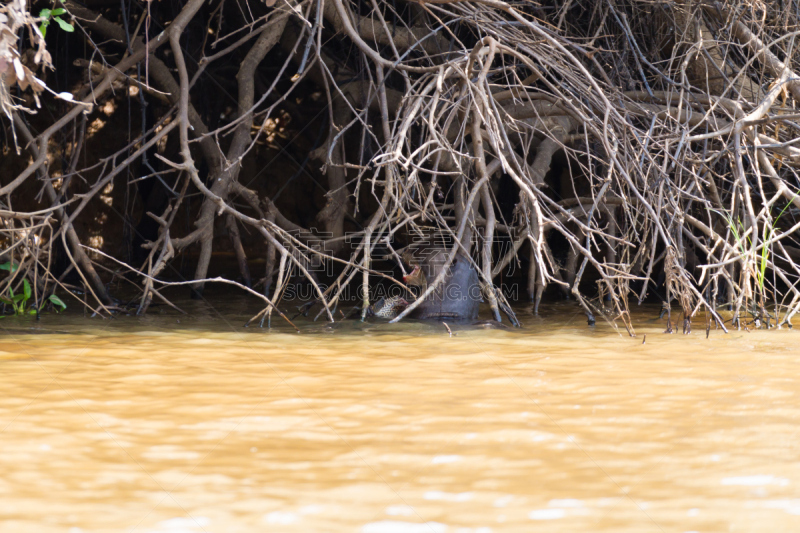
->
46, 293, 67, 312
711, 192, 798, 295
711, 209, 747, 255
757, 195, 798, 291
0, 279, 34, 315
38, 6, 74, 38
0, 261, 67, 316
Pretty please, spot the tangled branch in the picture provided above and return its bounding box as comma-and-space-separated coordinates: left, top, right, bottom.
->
3, 0, 800, 332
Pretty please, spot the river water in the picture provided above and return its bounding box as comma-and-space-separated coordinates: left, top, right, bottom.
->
1, 298, 799, 532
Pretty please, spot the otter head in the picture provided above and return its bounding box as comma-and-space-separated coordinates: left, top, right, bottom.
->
402, 265, 426, 288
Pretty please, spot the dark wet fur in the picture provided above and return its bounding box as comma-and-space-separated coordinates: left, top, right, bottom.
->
408, 251, 481, 321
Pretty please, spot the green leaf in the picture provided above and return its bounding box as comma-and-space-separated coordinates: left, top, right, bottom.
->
775, 191, 799, 224
54, 16, 74, 33
48, 294, 67, 311
12, 294, 25, 303
39, 21, 48, 38
0, 262, 18, 272
0, 297, 12, 305
29, 309, 38, 315
23, 279, 31, 300
39, 8, 52, 19
51, 8, 66, 16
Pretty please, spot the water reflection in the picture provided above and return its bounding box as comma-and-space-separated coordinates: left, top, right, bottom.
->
1, 298, 799, 532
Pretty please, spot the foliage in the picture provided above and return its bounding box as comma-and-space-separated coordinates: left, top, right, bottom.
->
0, 262, 67, 317
711, 191, 798, 300
38, 6, 74, 38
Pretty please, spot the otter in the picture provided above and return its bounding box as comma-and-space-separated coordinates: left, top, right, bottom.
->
401, 246, 482, 320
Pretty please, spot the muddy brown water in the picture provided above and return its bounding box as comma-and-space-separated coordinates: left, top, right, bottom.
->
1, 298, 799, 532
